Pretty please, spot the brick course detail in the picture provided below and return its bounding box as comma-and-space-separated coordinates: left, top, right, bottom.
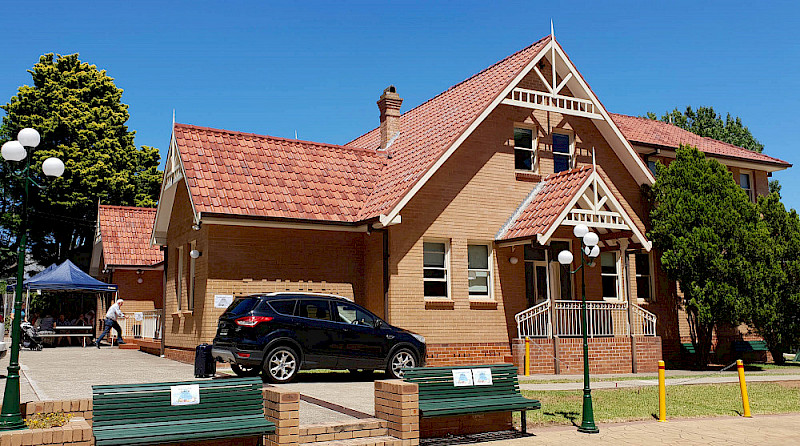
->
426, 342, 512, 367
512, 336, 662, 374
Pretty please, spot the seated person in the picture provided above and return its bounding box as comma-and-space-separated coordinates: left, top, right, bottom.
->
54, 314, 72, 346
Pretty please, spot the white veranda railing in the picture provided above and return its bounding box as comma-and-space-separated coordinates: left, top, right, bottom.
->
515, 300, 656, 339
117, 309, 163, 341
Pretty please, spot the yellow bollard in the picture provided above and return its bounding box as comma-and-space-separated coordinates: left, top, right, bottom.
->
525, 338, 531, 376
736, 359, 752, 417
658, 360, 667, 422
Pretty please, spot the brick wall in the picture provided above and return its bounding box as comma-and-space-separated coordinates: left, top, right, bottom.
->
425, 342, 512, 367
0, 418, 93, 446
299, 419, 388, 443
22, 399, 93, 422
113, 269, 163, 309
420, 412, 512, 439
512, 336, 662, 374
263, 387, 300, 446
374, 380, 419, 445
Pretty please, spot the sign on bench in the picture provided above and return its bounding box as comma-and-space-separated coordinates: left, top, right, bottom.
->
452, 368, 493, 386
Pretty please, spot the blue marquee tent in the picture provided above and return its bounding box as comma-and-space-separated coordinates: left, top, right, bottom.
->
7, 260, 117, 292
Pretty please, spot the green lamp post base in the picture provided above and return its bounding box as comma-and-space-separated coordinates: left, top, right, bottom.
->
577, 391, 599, 434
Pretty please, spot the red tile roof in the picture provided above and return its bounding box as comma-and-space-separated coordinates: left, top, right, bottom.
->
173, 124, 387, 223
610, 113, 790, 167
98, 205, 163, 267
498, 167, 593, 241
347, 36, 552, 219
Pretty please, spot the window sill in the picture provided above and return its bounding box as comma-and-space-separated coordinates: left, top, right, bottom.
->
469, 298, 497, 309
170, 311, 181, 318
424, 297, 454, 310
515, 171, 542, 182
181, 310, 194, 316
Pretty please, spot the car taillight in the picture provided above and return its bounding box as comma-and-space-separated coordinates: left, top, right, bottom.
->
235, 316, 273, 327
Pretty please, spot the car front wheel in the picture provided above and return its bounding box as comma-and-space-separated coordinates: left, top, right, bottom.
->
263, 346, 299, 383
387, 348, 417, 379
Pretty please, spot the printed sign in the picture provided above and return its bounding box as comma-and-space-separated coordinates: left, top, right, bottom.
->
471, 368, 493, 386
133, 312, 143, 322
214, 294, 234, 309
452, 369, 474, 387
170, 384, 200, 406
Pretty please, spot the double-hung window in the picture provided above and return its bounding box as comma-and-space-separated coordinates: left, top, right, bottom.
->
514, 127, 536, 171
175, 246, 184, 311
740, 172, 754, 202
635, 252, 653, 301
600, 252, 620, 300
423, 242, 449, 298
468, 244, 492, 298
552, 132, 572, 173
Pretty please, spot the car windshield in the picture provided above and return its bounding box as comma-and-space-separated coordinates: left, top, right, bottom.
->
223, 297, 260, 316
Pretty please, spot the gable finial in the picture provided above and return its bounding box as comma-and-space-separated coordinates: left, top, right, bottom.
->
551, 19, 555, 40
172, 109, 176, 126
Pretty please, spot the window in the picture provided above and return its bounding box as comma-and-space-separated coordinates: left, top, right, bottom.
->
269, 299, 296, 316
333, 302, 376, 327
647, 160, 657, 177
514, 127, 536, 171
296, 300, 331, 320
468, 244, 492, 297
601, 252, 620, 300
423, 242, 449, 298
188, 241, 196, 311
635, 253, 653, 301
740, 172, 754, 201
524, 246, 548, 307
175, 246, 184, 311
552, 132, 572, 173
551, 241, 572, 299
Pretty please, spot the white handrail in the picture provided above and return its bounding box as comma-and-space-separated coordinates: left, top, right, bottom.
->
516, 300, 656, 338
515, 300, 551, 338
119, 310, 163, 341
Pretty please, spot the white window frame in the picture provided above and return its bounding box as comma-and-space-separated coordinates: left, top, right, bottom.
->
467, 243, 493, 300
635, 251, 655, 303
175, 245, 184, 311
739, 170, 754, 202
514, 125, 538, 173
600, 251, 622, 301
423, 240, 450, 300
188, 240, 196, 311
551, 129, 574, 174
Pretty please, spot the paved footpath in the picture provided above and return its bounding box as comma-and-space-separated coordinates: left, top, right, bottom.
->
485, 413, 800, 445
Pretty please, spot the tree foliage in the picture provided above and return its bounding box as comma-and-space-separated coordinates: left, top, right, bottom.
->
646, 106, 764, 153
743, 193, 800, 364
649, 146, 763, 366
0, 53, 161, 272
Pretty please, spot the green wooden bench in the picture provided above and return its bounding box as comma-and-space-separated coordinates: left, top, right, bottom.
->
92, 377, 275, 446
402, 364, 541, 434
733, 340, 769, 353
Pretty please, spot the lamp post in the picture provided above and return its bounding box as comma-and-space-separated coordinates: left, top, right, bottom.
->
557, 223, 600, 434
0, 128, 65, 430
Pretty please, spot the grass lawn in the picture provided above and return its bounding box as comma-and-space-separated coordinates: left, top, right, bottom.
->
521, 381, 800, 426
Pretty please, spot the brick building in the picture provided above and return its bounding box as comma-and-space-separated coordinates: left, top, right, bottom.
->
91, 205, 164, 341
151, 34, 790, 371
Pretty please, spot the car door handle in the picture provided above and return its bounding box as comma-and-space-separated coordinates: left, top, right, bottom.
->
386, 334, 395, 340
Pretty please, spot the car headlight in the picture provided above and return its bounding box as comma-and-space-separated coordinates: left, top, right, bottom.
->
411, 333, 425, 343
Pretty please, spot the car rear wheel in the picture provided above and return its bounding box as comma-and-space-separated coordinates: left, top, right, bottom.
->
387, 348, 416, 379
232, 363, 261, 377
263, 346, 299, 383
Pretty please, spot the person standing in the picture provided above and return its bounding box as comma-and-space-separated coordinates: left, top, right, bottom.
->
95, 299, 126, 348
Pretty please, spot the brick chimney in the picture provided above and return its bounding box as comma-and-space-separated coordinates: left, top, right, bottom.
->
378, 85, 403, 150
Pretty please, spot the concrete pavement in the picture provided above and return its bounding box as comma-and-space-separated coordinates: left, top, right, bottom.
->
481, 413, 800, 445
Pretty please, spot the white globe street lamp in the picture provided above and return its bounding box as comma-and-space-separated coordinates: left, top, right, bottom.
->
557, 250, 574, 265
573, 224, 589, 239
583, 231, 599, 248
42, 157, 65, 177
1, 128, 65, 431
1, 141, 26, 162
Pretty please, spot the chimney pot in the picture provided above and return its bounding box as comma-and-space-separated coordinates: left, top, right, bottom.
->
378, 85, 402, 151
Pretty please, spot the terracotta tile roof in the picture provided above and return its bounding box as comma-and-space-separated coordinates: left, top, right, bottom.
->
610, 113, 791, 167
347, 36, 552, 219
98, 205, 163, 267
498, 166, 593, 241
173, 124, 387, 223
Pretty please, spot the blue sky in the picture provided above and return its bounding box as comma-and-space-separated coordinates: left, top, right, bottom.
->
2, 1, 800, 209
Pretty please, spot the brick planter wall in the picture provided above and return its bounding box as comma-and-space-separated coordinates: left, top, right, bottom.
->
0, 418, 92, 446
263, 387, 300, 446
22, 399, 93, 423
374, 380, 419, 445
512, 336, 662, 374
425, 342, 512, 366
420, 412, 512, 438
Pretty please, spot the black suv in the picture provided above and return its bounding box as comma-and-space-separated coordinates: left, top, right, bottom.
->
212, 292, 426, 383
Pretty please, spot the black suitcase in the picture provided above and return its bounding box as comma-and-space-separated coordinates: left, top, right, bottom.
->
194, 343, 216, 378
